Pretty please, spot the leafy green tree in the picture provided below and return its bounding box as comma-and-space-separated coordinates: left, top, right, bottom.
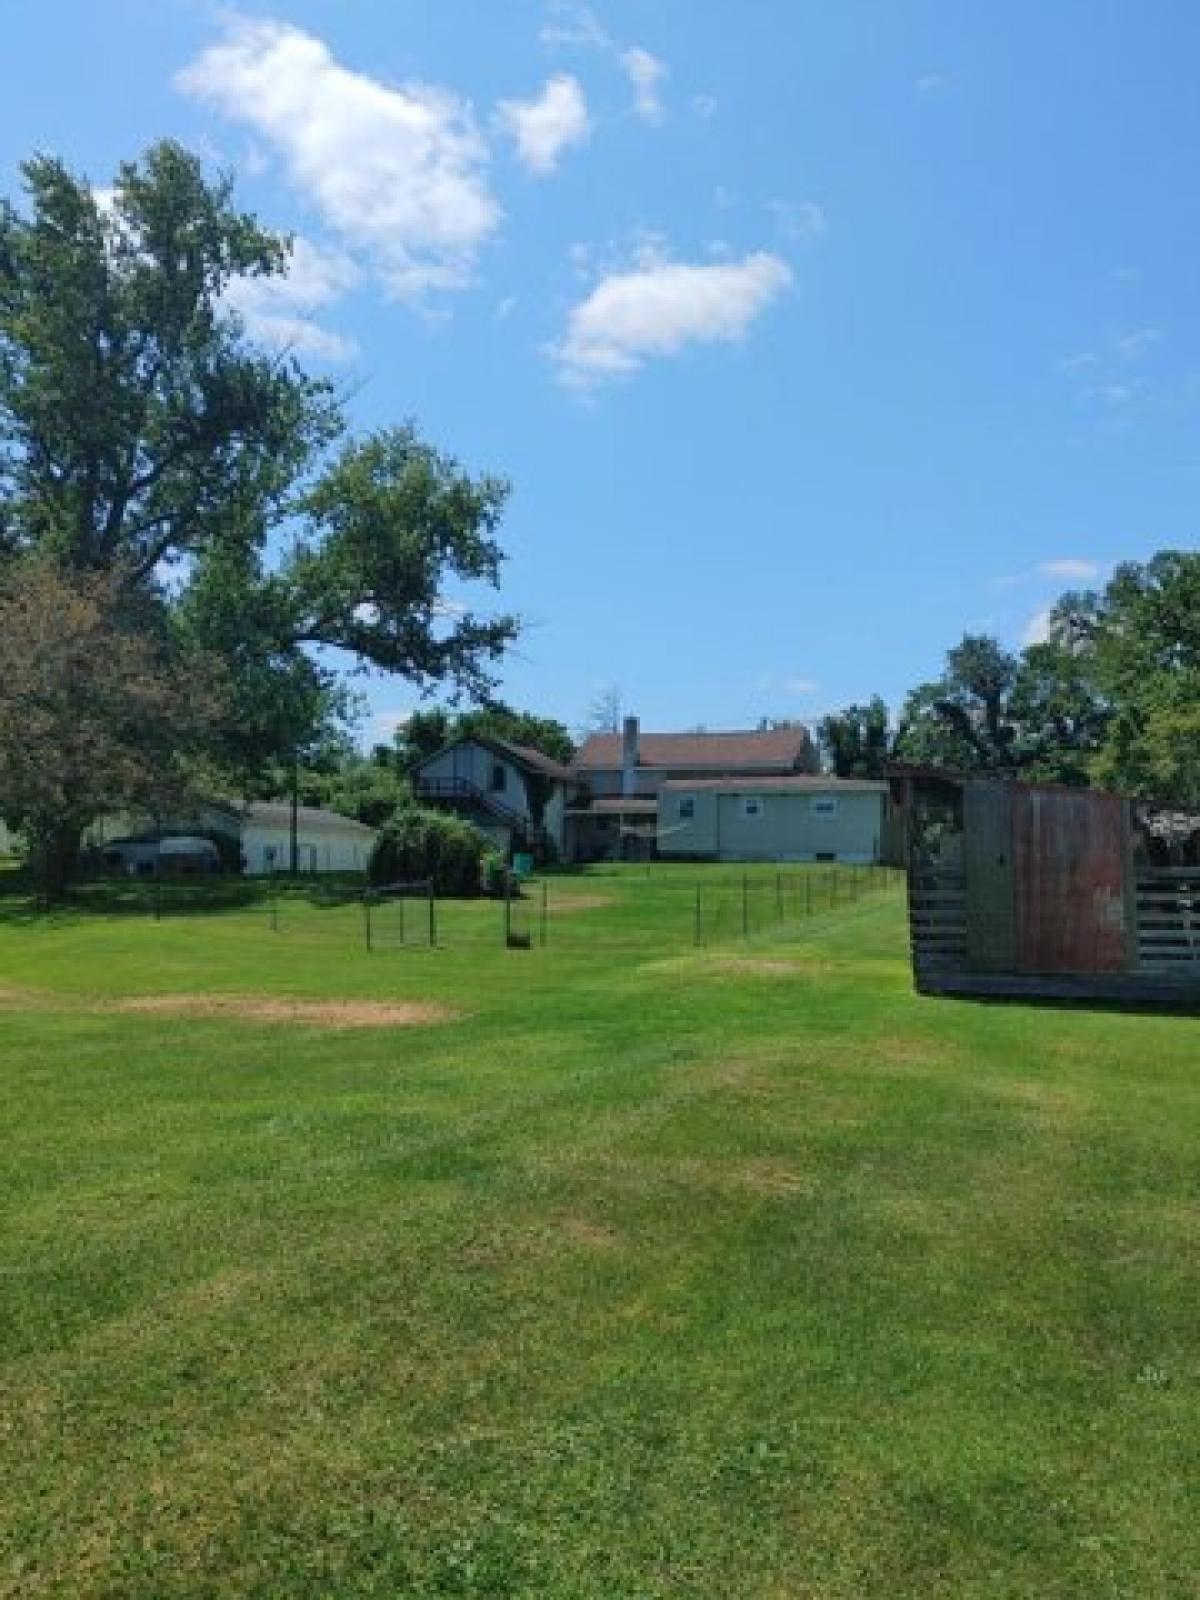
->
0, 562, 221, 898
1008, 640, 1109, 785
1055, 553, 1200, 805
894, 635, 1021, 772
393, 702, 574, 776
895, 630, 1109, 783
0, 141, 519, 878
818, 696, 891, 778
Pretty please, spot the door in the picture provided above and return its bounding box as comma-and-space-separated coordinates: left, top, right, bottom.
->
1012, 788, 1128, 973
963, 781, 1016, 972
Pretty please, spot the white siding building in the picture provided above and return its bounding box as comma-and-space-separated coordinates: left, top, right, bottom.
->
240, 803, 376, 875
657, 778, 889, 863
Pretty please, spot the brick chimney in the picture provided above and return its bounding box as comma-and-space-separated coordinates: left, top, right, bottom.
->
621, 716, 639, 798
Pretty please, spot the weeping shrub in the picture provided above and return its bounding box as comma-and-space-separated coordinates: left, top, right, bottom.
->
368, 807, 491, 896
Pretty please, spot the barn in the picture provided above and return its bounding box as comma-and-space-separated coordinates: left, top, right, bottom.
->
892, 766, 1200, 1007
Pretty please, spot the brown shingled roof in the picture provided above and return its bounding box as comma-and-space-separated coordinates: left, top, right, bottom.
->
574, 726, 812, 772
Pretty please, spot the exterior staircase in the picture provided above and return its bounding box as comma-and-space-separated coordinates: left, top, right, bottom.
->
414, 776, 547, 850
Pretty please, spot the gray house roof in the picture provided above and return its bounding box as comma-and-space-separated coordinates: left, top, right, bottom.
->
242, 802, 376, 835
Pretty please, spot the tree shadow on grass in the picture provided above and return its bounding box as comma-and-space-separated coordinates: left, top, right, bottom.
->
0, 872, 366, 926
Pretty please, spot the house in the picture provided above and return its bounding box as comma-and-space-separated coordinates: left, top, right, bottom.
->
564, 718, 822, 862
656, 776, 890, 863
893, 765, 1200, 1006
413, 736, 574, 856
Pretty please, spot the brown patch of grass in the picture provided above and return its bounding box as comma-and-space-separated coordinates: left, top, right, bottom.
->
732, 1159, 815, 1197
114, 994, 458, 1029
555, 1216, 621, 1250
988, 1077, 1086, 1115
705, 957, 800, 977
0, 984, 47, 1009
543, 893, 615, 915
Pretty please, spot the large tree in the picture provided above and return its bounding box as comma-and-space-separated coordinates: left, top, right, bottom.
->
0, 562, 220, 898
894, 635, 1021, 772
818, 696, 891, 779
893, 631, 1108, 782
1052, 553, 1200, 805
0, 141, 519, 879
394, 703, 575, 777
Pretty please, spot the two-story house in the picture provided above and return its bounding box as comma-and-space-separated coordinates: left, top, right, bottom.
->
564, 718, 821, 861
414, 716, 891, 864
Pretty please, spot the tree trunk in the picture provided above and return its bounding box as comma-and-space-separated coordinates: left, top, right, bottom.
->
32, 820, 82, 905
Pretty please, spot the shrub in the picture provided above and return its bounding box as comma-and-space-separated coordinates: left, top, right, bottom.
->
368, 807, 491, 896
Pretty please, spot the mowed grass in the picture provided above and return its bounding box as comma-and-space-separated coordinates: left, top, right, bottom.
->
1, 870, 1199, 1598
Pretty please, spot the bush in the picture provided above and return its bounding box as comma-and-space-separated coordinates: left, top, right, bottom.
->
368, 807, 491, 896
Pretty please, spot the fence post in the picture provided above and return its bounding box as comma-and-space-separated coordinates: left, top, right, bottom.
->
427, 879, 436, 947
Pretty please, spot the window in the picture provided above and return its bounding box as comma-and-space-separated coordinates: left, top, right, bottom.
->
678, 795, 695, 820
490, 762, 507, 793
812, 796, 838, 818
740, 796, 764, 821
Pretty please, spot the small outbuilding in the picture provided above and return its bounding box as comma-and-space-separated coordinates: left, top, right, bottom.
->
240, 802, 376, 875
892, 766, 1200, 1006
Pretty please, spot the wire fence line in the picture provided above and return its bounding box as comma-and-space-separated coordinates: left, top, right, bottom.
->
42, 864, 903, 955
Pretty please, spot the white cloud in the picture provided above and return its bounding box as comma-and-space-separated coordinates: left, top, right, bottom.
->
622, 46, 667, 122
1037, 558, 1101, 582
1092, 381, 1134, 405
916, 73, 949, 93
496, 74, 589, 174
767, 199, 828, 242
540, 1, 610, 51
552, 248, 793, 388
1115, 326, 1163, 360
1022, 609, 1054, 647
177, 16, 500, 300
1056, 351, 1098, 373
692, 93, 718, 120
783, 676, 819, 696
224, 236, 361, 363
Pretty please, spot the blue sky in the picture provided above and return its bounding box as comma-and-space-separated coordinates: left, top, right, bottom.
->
3, 1, 1198, 742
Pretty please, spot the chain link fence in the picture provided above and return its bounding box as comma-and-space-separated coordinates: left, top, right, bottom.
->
39, 863, 902, 956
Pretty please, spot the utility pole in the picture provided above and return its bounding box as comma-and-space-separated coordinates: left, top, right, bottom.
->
290, 751, 300, 877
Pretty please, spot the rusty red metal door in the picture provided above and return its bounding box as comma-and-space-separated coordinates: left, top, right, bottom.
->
1012, 788, 1128, 973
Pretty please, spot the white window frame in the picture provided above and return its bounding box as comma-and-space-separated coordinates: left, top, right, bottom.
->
812, 795, 839, 818
739, 796, 765, 821
677, 795, 696, 820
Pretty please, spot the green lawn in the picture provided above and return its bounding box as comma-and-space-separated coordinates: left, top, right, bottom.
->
2, 869, 1198, 1598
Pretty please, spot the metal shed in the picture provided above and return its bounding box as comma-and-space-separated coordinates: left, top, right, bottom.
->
890, 767, 1200, 1007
